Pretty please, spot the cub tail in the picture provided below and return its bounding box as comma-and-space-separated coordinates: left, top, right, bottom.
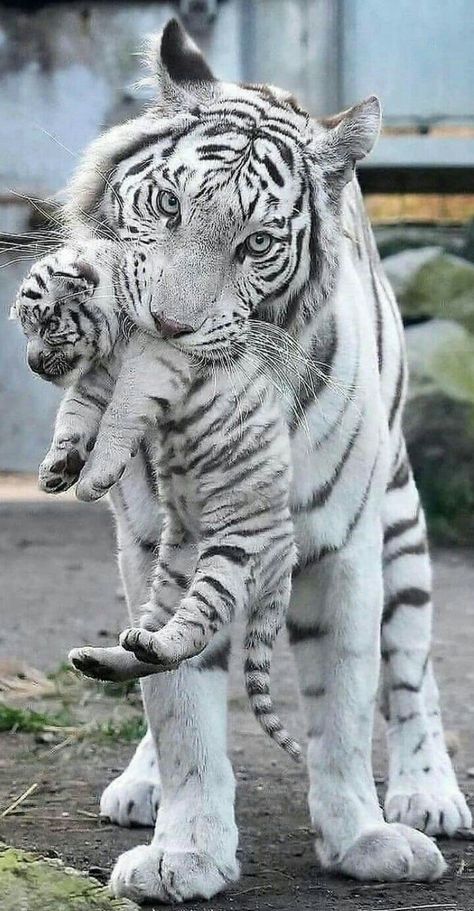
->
244, 596, 301, 763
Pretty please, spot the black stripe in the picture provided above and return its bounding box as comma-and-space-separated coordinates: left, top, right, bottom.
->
384, 505, 421, 545
383, 586, 431, 624
200, 544, 249, 566
389, 361, 405, 429
124, 155, 154, 178
286, 619, 329, 644
387, 459, 410, 492
293, 415, 363, 512
199, 575, 235, 608
383, 539, 427, 566
290, 317, 338, 431
22, 288, 41, 300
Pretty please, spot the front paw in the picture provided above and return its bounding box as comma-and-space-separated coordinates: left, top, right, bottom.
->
76, 455, 126, 502
39, 441, 89, 493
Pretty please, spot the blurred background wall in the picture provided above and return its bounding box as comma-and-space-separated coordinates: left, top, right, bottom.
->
1, 0, 473, 541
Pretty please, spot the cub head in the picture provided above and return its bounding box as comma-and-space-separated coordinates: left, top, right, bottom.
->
64, 18, 381, 359
11, 254, 114, 387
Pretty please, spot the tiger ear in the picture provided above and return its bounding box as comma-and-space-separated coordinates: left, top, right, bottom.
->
319, 96, 381, 184
145, 18, 215, 107
158, 18, 215, 84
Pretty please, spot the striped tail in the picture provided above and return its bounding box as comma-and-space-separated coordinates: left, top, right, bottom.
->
244, 628, 302, 763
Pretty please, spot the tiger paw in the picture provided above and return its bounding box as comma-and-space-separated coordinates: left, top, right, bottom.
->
39, 438, 91, 493
323, 822, 446, 882
385, 788, 472, 836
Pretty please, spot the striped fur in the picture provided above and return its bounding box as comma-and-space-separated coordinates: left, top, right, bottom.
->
13, 18, 469, 901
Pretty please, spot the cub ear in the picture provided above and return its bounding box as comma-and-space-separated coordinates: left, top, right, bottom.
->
320, 96, 382, 184
148, 18, 215, 87
9, 302, 19, 321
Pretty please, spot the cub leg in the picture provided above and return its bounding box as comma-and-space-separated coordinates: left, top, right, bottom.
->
289, 530, 445, 883
382, 456, 471, 835
76, 336, 189, 502
39, 366, 114, 493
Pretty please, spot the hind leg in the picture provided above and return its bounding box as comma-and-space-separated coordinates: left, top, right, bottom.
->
382, 454, 471, 835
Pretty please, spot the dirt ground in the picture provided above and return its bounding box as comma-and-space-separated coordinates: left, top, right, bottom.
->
1, 484, 474, 910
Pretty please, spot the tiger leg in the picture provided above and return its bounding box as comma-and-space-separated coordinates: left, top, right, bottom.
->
382, 460, 471, 835
99, 477, 163, 828
289, 528, 445, 882
110, 535, 238, 902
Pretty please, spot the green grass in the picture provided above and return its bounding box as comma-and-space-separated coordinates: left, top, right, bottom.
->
48, 662, 138, 700
92, 716, 147, 743
0, 704, 74, 734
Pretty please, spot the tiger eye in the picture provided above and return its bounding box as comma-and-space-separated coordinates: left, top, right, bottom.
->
245, 232, 273, 257
158, 190, 180, 218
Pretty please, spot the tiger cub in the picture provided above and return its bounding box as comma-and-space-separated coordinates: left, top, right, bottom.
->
14, 243, 301, 761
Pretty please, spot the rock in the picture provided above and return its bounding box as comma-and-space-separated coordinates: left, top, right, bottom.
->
0, 842, 137, 910
405, 319, 474, 405
403, 318, 474, 543
385, 249, 474, 330
384, 246, 443, 298
445, 730, 461, 758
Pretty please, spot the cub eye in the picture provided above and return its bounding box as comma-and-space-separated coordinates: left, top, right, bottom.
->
245, 232, 273, 257
157, 190, 180, 218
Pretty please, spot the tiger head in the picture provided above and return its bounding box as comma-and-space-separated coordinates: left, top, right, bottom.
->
64, 19, 381, 359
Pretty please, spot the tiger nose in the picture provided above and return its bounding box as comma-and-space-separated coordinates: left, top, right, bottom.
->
27, 343, 44, 374
152, 313, 193, 339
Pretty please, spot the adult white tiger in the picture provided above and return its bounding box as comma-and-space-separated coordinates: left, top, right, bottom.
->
15, 18, 470, 902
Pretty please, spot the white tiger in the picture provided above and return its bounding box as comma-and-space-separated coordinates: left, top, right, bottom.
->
13, 18, 470, 903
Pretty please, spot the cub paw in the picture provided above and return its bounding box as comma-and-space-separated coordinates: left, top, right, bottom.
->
120, 627, 179, 668
69, 644, 157, 682
39, 440, 90, 493
76, 461, 126, 502
324, 822, 446, 882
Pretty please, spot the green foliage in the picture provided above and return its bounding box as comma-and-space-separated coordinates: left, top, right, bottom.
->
418, 467, 474, 545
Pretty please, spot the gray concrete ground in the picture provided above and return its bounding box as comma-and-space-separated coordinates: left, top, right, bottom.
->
1, 487, 474, 910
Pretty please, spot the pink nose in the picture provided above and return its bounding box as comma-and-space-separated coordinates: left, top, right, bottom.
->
152, 313, 193, 339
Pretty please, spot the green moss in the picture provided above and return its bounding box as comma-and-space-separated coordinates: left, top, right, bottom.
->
0, 843, 137, 911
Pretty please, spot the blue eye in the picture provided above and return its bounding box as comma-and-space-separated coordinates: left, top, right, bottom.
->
157, 190, 180, 218
245, 232, 273, 257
